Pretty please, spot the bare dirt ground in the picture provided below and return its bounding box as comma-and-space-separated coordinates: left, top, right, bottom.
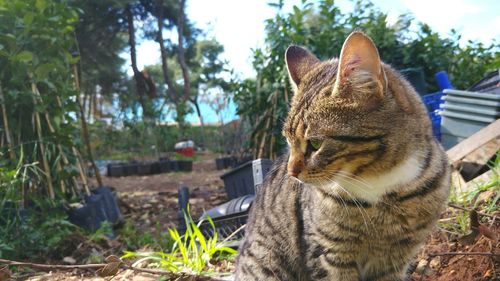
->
17, 152, 499, 280
96, 157, 229, 230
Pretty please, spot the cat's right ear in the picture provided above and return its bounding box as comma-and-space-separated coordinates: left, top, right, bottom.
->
285, 45, 319, 90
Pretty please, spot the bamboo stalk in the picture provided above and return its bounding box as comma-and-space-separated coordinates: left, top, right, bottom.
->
31, 83, 70, 194
257, 91, 278, 158
31, 82, 55, 200
269, 90, 279, 159
53, 95, 82, 195
72, 64, 103, 187
0, 83, 16, 160
73, 147, 91, 196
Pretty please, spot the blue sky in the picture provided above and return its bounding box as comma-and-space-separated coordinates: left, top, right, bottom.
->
132, 0, 500, 124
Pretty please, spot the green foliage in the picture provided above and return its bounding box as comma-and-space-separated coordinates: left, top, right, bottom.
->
117, 220, 161, 250
0, 206, 79, 260
89, 120, 233, 158
234, 0, 500, 158
122, 212, 236, 275
0, 0, 82, 200
87, 221, 114, 244
440, 152, 499, 235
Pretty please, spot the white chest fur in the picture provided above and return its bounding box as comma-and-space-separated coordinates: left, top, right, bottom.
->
328, 152, 423, 203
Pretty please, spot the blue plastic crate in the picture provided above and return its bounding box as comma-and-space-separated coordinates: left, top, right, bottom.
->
429, 112, 442, 141
422, 92, 444, 140
422, 91, 443, 112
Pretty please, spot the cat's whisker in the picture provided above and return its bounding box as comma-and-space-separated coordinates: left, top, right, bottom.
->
323, 182, 352, 217
336, 186, 374, 231
335, 171, 374, 190
314, 177, 352, 216
311, 173, 371, 228
332, 172, 407, 214
330, 173, 401, 222
323, 175, 374, 230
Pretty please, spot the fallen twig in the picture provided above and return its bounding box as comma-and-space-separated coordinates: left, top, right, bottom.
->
0, 259, 104, 270
429, 252, 500, 258
0, 257, 191, 279
448, 203, 497, 220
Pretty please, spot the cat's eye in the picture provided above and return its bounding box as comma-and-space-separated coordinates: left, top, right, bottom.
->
308, 139, 323, 151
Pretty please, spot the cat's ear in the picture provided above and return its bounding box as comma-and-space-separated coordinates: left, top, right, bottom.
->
334, 32, 387, 97
285, 45, 319, 90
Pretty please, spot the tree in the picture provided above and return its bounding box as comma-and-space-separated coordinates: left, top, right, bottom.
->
190, 39, 230, 148
125, 2, 157, 120
148, 0, 198, 136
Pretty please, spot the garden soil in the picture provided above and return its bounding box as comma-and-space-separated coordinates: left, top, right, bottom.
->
18, 152, 499, 280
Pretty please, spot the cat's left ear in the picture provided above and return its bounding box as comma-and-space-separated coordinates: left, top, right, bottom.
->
285, 45, 319, 90
335, 32, 387, 97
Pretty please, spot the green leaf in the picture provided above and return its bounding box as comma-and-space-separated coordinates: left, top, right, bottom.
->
23, 12, 34, 26
35, 0, 46, 11
34, 63, 54, 80
16, 51, 33, 62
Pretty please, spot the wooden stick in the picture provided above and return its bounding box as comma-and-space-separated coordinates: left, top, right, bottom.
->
0, 258, 105, 270
54, 95, 83, 196
448, 203, 497, 220
73, 64, 103, 187
31, 82, 55, 200
446, 119, 500, 165
73, 147, 91, 196
0, 258, 188, 278
0, 83, 15, 160
429, 252, 499, 258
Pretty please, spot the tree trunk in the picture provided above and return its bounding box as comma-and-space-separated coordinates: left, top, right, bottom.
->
155, 0, 177, 102
126, 4, 150, 119
190, 96, 206, 149
176, 0, 190, 102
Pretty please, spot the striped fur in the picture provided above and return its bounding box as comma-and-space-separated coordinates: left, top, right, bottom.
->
235, 32, 450, 281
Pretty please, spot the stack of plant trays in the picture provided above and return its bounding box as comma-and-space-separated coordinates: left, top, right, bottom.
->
440, 89, 500, 149
179, 159, 273, 246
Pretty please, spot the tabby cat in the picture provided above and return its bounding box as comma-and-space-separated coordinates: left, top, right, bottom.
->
235, 31, 450, 281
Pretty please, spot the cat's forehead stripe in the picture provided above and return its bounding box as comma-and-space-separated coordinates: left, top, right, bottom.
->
289, 62, 338, 137
296, 63, 338, 112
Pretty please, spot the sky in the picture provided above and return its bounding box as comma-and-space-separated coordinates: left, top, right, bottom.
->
132, 0, 500, 124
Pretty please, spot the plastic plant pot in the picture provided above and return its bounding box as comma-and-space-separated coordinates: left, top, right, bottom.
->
93, 186, 123, 225
159, 160, 170, 173
178, 160, 193, 172
215, 158, 225, 170
169, 160, 180, 172
137, 162, 152, 175
123, 163, 138, 176
107, 164, 124, 177
220, 159, 273, 199
151, 161, 161, 174
68, 194, 108, 231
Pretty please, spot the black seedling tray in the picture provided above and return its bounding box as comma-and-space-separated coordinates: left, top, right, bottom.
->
198, 210, 249, 241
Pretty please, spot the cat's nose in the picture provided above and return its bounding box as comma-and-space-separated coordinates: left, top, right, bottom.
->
288, 166, 301, 177
287, 160, 303, 177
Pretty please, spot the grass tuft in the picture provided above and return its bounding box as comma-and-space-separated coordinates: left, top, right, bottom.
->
122, 209, 237, 275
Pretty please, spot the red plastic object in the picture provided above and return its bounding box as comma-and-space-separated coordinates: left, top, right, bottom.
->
176, 147, 194, 157
175, 140, 195, 157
